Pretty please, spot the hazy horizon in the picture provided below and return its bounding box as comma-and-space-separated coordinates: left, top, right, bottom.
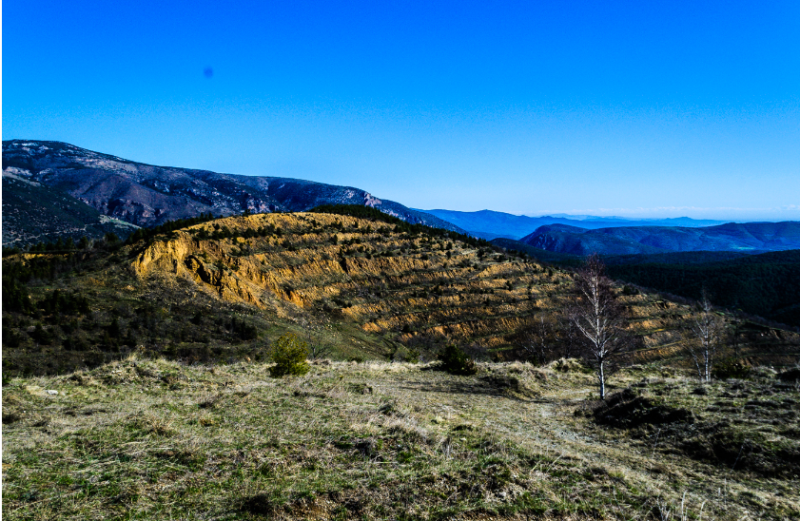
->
420, 207, 795, 223
4, 1, 799, 221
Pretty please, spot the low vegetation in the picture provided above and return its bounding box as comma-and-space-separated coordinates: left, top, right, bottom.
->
3, 358, 799, 520
269, 333, 311, 377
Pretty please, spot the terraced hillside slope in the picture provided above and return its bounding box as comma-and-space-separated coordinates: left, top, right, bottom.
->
131, 212, 799, 363
4, 210, 798, 377
1, 140, 463, 244
131, 212, 685, 355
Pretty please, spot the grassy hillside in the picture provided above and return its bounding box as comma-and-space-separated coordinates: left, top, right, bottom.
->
3, 358, 799, 520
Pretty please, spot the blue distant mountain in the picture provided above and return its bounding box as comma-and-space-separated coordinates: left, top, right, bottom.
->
417, 208, 724, 240
520, 222, 800, 255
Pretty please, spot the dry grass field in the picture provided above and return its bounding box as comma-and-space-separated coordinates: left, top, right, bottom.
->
4, 357, 799, 520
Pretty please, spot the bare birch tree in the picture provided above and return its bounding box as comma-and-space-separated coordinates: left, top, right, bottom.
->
569, 254, 628, 400
684, 289, 724, 383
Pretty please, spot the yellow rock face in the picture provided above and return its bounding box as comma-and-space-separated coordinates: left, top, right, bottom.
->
131, 212, 708, 357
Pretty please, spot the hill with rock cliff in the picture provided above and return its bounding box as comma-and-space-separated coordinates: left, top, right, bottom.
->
4, 208, 797, 377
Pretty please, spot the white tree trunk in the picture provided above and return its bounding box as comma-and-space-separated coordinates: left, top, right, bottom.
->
599, 360, 606, 400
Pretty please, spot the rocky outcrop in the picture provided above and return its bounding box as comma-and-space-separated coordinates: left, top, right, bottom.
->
129, 212, 703, 356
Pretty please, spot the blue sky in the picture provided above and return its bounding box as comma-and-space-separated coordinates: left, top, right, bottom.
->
4, 1, 799, 220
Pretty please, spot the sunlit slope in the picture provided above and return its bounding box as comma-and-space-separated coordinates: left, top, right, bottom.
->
131, 212, 731, 359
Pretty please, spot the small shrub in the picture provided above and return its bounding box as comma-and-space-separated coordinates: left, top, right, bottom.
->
438, 344, 478, 375
713, 359, 751, 380
268, 334, 310, 377
778, 367, 800, 383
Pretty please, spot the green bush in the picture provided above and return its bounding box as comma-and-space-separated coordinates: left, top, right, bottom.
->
269, 334, 310, 377
438, 344, 478, 375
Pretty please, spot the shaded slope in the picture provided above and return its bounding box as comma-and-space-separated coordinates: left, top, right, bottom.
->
2, 171, 138, 246
606, 250, 800, 328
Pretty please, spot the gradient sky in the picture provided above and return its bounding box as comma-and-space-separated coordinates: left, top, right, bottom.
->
4, 1, 800, 220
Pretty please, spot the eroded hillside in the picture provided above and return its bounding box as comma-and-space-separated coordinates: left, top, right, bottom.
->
131, 212, 750, 362
4, 210, 796, 377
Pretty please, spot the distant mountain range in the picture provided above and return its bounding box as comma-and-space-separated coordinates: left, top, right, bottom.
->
5, 140, 799, 257
2, 140, 463, 246
519, 222, 800, 255
418, 208, 724, 240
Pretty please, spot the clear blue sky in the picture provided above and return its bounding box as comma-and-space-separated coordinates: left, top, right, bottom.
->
4, 1, 800, 220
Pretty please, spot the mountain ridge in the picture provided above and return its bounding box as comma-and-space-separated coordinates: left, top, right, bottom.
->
2, 140, 464, 245
520, 221, 800, 255
419, 208, 726, 239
